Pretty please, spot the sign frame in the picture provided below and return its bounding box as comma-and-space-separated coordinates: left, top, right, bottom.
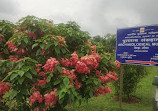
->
116, 24, 158, 66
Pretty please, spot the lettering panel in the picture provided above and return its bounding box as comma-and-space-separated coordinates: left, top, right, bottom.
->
116, 25, 158, 66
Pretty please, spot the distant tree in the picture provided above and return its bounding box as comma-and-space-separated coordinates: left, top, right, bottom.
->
92, 35, 103, 42
92, 33, 116, 53
103, 33, 116, 52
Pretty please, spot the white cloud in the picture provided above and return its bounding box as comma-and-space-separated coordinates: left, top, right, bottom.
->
105, 10, 141, 27
0, 0, 158, 36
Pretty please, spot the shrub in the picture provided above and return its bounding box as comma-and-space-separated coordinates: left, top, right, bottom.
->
0, 16, 119, 111
113, 64, 147, 98
92, 34, 148, 99
92, 33, 116, 53
0, 20, 16, 59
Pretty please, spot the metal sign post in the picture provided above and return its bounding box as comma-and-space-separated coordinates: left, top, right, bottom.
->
119, 64, 124, 111
116, 25, 158, 111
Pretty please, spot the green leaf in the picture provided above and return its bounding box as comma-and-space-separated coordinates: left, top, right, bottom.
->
32, 28, 37, 33
6, 62, 14, 70
1, 67, 6, 74
54, 40, 58, 46
70, 93, 74, 101
36, 49, 41, 56
32, 43, 38, 49
62, 88, 67, 93
45, 43, 52, 50
10, 90, 18, 100
56, 66, 63, 73
28, 27, 31, 32
46, 76, 51, 82
2, 72, 12, 81
22, 66, 31, 72
59, 91, 65, 100
40, 44, 45, 49
55, 47, 60, 54
0, 60, 5, 67
23, 37, 28, 44
15, 62, 24, 69
10, 73, 18, 81
49, 73, 53, 77
61, 48, 66, 54
63, 78, 69, 86
21, 89, 28, 95
18, 70, 25, 77
25, 72, 32, 79
16, 93, 23, 103
60, 84, 65, 89
94, 79, 99, 85
54, 79, 61, 85
72, 88, 77, 96
28, 58, 38, 63
3, 48, 9, 54
18, 77, 24, 84
3, 91, 10, 98
31, 69, 37, 75
89, 91, 93, 97
21, 40, 27, 47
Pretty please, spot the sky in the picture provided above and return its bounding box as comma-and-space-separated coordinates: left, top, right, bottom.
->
0, 0, 158, 36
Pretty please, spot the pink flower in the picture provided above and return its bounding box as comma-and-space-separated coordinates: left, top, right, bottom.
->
61, 58, 71, 67
75, 61, 90, 74
90, 45, 96, 53
7, 41, 26, 55
51, 36, 66, 47
69, 81, 74, 86
0, 82, 10, 96
42, 46, 46, 54
69, 51, 79, 66
114, 60, 120, 68
44, 89, 58, 107
15, 46, 26, 55
29, 91, 43, 105
43, 57, 59, 72
99, 76, 106, 83
91, 53, 101, 62
0, 36, 3, 42
38, 72, 47, 80
25, 30, 37, 39
47, 23, 54, 25
58, 36, 66, 47
35, 64, 42, 73
37, 79, 47, 86
9, 55, 19, 62
41, 107, 47, 111
7, 41, 16, 52
96, 70, 101, 75
87, 40, 92, 45
94, 86, 111, 97
81, 54, 98, 69
33, 107, 46, 111
33, 107, 39, 111
105, 71, 118, 82
69, 74, 76, 80
61, 68, 76, 80
75, 80, 82, 90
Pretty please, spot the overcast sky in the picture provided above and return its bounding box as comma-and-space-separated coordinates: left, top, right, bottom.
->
0, 0, 158, 36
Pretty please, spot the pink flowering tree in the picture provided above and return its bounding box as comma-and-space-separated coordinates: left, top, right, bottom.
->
0, 16, 120, 111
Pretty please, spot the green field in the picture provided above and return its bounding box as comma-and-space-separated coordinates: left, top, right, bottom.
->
68, 66, 158, 111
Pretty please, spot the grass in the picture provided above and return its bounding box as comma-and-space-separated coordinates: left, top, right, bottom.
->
68, 66, 158, 111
